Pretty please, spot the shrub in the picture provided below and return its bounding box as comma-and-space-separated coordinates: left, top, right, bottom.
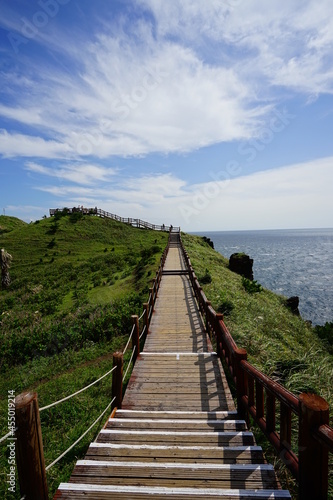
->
314, 322, 333, 352
69, 212, 83, 223
242, 277, 262, 294
200, 269, 212, 284
217, 299, 234, 316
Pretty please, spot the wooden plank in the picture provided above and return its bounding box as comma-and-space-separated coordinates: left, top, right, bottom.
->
97, 430, 255, 446
115, 410, 238, 419
69, 461, 279, 489
56, 483, 291, 499
105, 418, 247, 431
86, 443, 265, 464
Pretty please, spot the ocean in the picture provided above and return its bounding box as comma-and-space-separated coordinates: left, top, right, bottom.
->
193, 228, 333, 326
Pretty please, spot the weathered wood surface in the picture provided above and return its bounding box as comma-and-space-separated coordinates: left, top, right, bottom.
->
55, 239, 290, 499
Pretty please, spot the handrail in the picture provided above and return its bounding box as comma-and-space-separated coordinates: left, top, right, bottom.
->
49, 207, 180, 233
179, 233, 333, 500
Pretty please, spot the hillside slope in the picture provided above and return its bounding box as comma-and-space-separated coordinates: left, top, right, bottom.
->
0, 215, 27, 234
0, 214, 168, 370
0, 214, 168, 497
181, 233, 333, 416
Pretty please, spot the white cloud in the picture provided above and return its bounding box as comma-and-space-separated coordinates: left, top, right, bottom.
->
0, 131, 71, 159
25, 162, 116, 185
139, 0, 333, 94
1, 1, 332, 161
0, 6, 275, 159
31, 157, 333, 230
176, 156, 333, 230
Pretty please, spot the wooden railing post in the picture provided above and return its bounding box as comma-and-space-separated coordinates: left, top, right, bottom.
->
205, 301, 211, 336
15, 392, 48, 500
131, 315, 140, 364
233, 349, 248, 421
111, 352, 123, 410
298, 393, 329, 499
143, 303, 149, 334
215, 313, 224, 357
149, 287, 155, 310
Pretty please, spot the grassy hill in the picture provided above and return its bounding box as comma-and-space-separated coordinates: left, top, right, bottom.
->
0, 213, 168, 498
0, 215, 27, 234
0, 218, 331, 497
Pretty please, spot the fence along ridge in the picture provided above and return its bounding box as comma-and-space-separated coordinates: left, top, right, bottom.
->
179, 234, 333, 500
49, 207, 180, 233
11, 235, 170, 498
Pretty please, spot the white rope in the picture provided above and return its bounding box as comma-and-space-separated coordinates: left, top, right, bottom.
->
138, 309, 145, 321
139, 325, 146, 340
0, 430, 13, 444
40, 365, 117, 412
123, 346, 136, 382
45, 397, 115, 471
122, 324, 135, 355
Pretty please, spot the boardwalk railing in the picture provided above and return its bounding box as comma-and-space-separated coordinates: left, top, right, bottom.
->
50, 207, 180, 233
9, 236, 171, 499
180, 235, 333, 500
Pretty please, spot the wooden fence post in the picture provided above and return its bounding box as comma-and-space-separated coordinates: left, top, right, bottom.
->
298, 393, 329, 499
15, 392, 48, 500
233, 348, 248, 421
149, 287, 155, 310
215, 313, 224, 357
111, 352, 123, 410
131, 315, 140, 364
205, 301, 211, 336
143, 303, 149, 335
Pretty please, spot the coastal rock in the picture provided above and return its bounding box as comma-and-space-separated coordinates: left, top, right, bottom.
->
286, 296, 300, 316
229, 253, 253, 280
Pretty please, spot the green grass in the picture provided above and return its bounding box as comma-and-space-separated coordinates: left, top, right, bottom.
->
0, 214, 168, 498
0, 215, 27, 234
1, 220, 332, 498
181, 232, 333, 498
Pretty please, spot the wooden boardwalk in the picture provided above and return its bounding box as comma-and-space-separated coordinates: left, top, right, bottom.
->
55, 235, 291, 499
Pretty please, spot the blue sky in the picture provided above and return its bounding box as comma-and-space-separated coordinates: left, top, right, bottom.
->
0, 0, 333, 231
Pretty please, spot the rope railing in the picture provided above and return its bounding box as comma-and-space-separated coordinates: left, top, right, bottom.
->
45, 397, 116, 472
0, 429, 14, 444
12, 232, 172, 499
139, 325, 147, 340
39, 365, 117, 412
122, 324, 135, 356
123, 346, 137, 383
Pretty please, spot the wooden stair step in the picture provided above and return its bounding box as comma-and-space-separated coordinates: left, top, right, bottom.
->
114, 410, 239, 419
105, 418, 247, 431
97, 430, 255, 446
56, 483, 291, 499
69, 461, 280, 489
86, 443, 266, 464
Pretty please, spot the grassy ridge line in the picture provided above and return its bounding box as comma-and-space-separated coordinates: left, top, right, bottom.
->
0, 214, 168, 498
